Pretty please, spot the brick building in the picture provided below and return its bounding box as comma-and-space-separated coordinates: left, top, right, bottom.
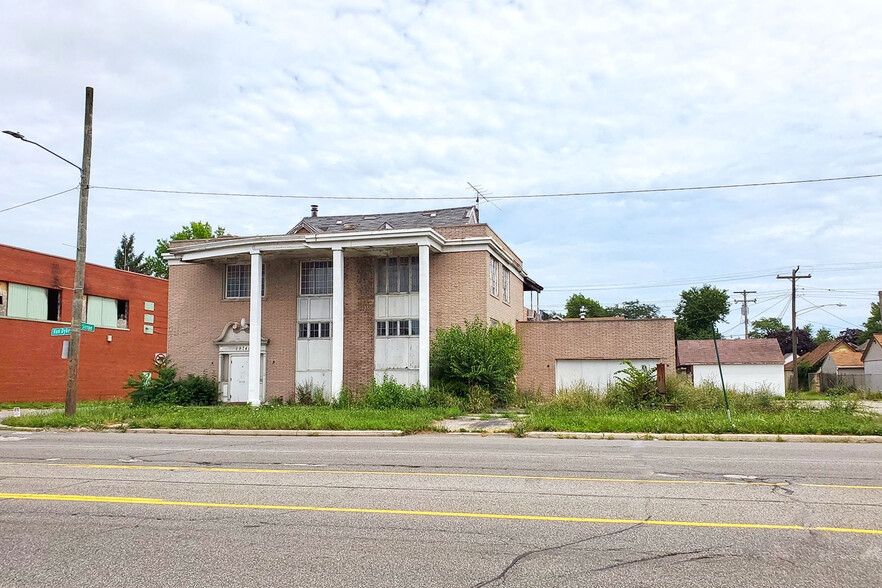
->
166, 206, 542, 403
517, 318, 677, 393
0, 244, 168, 403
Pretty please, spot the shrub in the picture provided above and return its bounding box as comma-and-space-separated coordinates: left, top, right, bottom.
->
430, 318, 523, 405
363, 376, 426, 409
606, 361, 671, 408
126, 357, 218, 406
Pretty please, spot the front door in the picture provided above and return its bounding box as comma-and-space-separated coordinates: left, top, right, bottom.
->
229, 355, 249, 402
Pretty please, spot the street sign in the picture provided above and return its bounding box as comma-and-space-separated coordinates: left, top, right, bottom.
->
50, 323, 96, 336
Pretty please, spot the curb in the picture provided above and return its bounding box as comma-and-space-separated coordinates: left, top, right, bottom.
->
124, 428, 403, 436
524, 431, 882, 443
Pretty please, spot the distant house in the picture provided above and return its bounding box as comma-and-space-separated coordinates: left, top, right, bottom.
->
677, 339, 785, 396
861, 334, 882, 391
0, 244, 168, 403
784, 340, 855, 391
818, 349, 865, 390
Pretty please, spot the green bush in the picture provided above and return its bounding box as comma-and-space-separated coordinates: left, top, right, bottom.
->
430, 318, 523, 405
126, 357, 219, 406
364, 376, 426, 409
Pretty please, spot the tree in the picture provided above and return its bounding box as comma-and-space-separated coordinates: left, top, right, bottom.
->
768, 328, 816, 356
813, 327, 834, 344
837, 328, 863, 346
673, 285, 731, 340
748, 317, 786, 339
146, 221, 226, 278
605, 300, 661, 319
855, 302, 881, 345
564, 294, 608, 319
113, 233, 150, 274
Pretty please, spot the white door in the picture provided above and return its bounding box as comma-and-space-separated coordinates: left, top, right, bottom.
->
229, 355, 249, 402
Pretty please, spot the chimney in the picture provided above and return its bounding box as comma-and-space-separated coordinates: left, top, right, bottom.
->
311, 204, 318, 217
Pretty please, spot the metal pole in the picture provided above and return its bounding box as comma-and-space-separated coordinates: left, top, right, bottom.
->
64, 87, 93, 417
711, 324, 731, 423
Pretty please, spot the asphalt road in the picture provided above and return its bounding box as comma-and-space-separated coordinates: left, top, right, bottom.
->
1, 431, 880, 587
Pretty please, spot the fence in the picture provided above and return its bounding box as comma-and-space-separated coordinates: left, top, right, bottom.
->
818, 373, 866, 391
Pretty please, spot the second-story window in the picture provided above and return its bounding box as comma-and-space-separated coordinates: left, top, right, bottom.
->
489, 257, 499, 297
502, 268, 510, 303
376, 256, 419, 294
300, 260, 333, 295
225, 264, 266, 299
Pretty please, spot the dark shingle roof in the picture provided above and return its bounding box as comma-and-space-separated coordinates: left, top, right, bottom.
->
677, 339, 784, 366
288, 206, 477, 234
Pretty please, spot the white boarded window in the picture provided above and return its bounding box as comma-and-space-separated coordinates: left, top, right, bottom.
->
489, 257, 499, 297
502, 268, 510, 303
7, 283, 49, 320
86, 296, 118, 328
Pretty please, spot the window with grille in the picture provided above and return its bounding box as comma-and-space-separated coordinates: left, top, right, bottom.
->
300, 260, 333, 295
298, 322, 331, 338
489, 257, 499, 297
376, 256, 419, 293
225, 264, 265, 299
375, 319, 419, 337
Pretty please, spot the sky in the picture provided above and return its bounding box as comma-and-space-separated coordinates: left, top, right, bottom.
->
2, 0, 881, 337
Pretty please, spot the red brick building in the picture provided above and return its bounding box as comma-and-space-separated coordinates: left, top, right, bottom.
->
0, 244, 168, 403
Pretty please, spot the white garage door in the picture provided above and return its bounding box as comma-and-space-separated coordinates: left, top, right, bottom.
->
555, 359, 659, 392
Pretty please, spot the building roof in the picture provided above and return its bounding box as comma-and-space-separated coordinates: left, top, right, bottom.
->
861, 334, 882, 361
288, 206, 478, 234
677, 338, 784, 366
784, 340, 853, 370
827, 350, 864, 368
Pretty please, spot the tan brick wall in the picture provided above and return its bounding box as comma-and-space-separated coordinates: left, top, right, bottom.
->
429, 250, 488, 337
168, 258, 300, 397
435, 224, 523, 270
487, 256, 524, 329
343, 256, 375, 389
516, 318, 677, 395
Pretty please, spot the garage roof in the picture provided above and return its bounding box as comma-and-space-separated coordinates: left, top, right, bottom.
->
677, 339, 784, 366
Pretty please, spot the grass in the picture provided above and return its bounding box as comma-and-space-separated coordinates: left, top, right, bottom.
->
0, 402, 63, 409
523, 405, 882, 436
1, 400, 461, 434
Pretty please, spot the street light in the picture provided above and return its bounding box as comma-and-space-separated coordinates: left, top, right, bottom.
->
796, 303, 846, 316
4, 87, 93, 416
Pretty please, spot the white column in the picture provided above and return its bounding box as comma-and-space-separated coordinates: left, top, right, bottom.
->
247, 250, 263, 406
418, 244, 430, 388
331, 247, 344, 398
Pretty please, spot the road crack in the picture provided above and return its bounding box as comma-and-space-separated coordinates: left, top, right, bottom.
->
471, 519, 648, 587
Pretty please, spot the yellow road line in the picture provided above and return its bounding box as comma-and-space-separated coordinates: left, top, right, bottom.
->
0, 492, 878, 535
0, 461, 788, 487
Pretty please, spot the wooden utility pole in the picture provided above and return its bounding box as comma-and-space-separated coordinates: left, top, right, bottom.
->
777, 266, 811, 392
733, 290, 757, 339
65, 87, 93, 417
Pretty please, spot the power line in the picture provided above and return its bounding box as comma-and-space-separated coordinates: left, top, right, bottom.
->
0, 186, 79, 214
87, 171, 882, 202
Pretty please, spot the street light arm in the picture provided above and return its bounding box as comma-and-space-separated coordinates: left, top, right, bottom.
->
3, 130, 83, 172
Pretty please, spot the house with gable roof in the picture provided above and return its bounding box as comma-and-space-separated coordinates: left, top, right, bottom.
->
677, 338, 786, 395
165, 205, 543, 403
861, 334, 882, 392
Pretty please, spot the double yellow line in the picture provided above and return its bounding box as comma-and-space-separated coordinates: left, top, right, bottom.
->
0, 491, 879, 535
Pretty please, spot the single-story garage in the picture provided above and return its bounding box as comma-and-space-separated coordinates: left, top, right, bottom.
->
677, 338, 785, 396
516, 317, 677, 394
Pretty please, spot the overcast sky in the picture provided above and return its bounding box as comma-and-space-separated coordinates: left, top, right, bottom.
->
3, 0, 881, 337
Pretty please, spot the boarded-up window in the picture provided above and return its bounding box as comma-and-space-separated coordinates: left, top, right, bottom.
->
86, 295, 119, 328
7, 283, 49, 320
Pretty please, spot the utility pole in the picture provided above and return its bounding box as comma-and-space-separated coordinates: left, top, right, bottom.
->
777, 266, 811, 392
733, 290, 757, 339
65, 87, 94, 417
